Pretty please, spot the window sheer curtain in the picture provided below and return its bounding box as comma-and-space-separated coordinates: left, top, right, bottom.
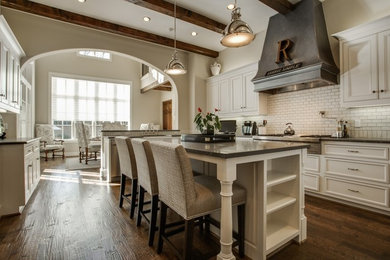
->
51, 76, 130, 123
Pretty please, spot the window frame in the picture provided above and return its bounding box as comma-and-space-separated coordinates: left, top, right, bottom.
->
49, 72, 132, 140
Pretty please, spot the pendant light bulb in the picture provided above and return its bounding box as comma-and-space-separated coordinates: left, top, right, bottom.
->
165, 0, 186, 75
221, 0, 254, 47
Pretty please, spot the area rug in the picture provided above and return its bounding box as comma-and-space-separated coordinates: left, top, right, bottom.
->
66, 157, 101, 170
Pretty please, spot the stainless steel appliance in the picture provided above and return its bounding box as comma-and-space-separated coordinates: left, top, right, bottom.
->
242, 121, 252, 135
284, 123, 295, 135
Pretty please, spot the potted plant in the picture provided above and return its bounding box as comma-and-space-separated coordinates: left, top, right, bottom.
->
194, 107, 221, 135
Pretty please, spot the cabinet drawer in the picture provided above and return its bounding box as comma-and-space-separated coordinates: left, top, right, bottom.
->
304, 155, 320, 173
325, 178, 389, 207
304, 174, 320, 191
323, 144, 388, 160
325, 158, 389, 183
24, 144, 33, 157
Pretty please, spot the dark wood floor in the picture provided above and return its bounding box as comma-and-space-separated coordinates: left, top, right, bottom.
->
0, 158, 389, 260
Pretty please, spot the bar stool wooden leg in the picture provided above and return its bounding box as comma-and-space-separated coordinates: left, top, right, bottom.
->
157, 202, 168, 254
184, 219, 195, 260
130, 179, 138, 219
205, 214, 211, 233
137, 186, 145, 227
238, 204, 246, 258
148, 194, 159, 246
85, 147, 89, 164
119, 174, 126, 208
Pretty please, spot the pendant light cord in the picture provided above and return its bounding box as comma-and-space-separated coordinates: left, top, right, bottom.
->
174, 0, 177, 52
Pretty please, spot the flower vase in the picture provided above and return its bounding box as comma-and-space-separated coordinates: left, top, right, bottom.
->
202, 125, 214, 135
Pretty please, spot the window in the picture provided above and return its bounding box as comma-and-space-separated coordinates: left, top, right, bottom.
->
78, 50, 111, 60
51, 75, 131, 139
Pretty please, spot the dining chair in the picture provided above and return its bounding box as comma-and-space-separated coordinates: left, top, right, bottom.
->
75, 121, 101, 164
150, 141, 246, 259
35, 124, 65, 161
131, 138, 159, 246
115, 136, 138, 219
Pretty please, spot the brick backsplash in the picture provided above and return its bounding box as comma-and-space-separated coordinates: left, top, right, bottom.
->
233, 85, 390, 138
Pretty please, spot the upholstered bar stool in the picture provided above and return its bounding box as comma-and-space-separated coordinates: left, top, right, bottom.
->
150, 141, 246, 259
131, 138, 159, 247
115, 137, 138, 219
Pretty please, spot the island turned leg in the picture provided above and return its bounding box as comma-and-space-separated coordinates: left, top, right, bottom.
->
217, 161, 236, 260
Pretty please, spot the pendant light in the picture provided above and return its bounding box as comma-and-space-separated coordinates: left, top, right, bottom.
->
165, 0, 186, 75
221, 0, 254, 47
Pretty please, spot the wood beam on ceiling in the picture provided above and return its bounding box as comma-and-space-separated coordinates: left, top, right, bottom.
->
1, 0, 219, 58
258, 0, 294, 15
141, 81, 172, 93
126, 0, 226, 34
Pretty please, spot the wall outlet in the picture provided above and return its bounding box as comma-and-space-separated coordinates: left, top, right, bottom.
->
354, 119, 361, 128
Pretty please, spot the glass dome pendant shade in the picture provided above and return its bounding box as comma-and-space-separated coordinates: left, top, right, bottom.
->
164, 0, 186, 75
221, 6, 255, 47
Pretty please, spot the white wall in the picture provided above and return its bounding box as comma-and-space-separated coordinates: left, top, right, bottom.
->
217, 0, 390, 138
35, 52, 162, 129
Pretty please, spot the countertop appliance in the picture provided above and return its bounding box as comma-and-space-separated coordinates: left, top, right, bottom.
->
242, 121, 253, 135
220, 120, 236, 134
284, 123, 295, 136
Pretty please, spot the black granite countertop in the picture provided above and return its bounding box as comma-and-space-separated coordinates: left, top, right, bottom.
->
0, 137, 40, 145
145, 137, 309, 159
101, 129, 180, 132
252, 135, 390, 144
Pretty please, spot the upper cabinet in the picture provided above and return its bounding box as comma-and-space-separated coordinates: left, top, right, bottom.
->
206, 62, 267, 118
0, 15, 25, 113
334, 15, 390, 107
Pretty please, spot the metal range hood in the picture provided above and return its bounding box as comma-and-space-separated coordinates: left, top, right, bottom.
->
252, 0, 339, 94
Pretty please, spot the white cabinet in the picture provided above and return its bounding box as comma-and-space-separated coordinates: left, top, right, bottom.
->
0, 15, 25, 113
379, 29, 390, 100
206, 62, 267, 118
305, 141, 390, 213
334, 15, 390, 107
0, 138, 40, 217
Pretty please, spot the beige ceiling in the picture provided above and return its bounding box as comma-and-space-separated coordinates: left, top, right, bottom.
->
29, 0, 278, 52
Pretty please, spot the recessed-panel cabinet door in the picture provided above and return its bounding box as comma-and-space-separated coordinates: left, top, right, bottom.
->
342, 35, 378, 102
0, 45, 9, 105
8, 55, 15, 106
207, 82, 219, 112
219, 79, 231, 114
244, 71, 259, 112
231, 75, 243, 113
379, 29, 390, 100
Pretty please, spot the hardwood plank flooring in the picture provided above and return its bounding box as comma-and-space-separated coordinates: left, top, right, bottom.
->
0, 158, 389, 259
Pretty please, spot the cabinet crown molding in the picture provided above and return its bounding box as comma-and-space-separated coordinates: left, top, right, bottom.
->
0, 15, 25, 57
333, 15, 390, 41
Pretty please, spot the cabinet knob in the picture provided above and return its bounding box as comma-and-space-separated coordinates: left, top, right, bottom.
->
372, 90, 376, 93
0, 93, 4, 97
380, 89, 385, 93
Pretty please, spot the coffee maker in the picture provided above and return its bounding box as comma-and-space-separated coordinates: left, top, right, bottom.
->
0, 114, 6, 139
242, 121, 252, 135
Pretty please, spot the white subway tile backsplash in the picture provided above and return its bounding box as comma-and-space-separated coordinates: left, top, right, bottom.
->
232, 85, 390, 138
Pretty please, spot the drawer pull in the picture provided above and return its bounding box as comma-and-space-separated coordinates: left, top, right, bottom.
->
347, 168, 359, 171
28, 164, 33, 168
347, 188, 360, 193
347, 150, 359, 153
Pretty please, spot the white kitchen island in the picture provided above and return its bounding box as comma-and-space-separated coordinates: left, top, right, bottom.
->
147, 137, 309, 260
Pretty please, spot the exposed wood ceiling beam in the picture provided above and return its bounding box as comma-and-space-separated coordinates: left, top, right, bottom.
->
1, 0, 219, 58
258, 0, 294, 15
126, 0, 226, 34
